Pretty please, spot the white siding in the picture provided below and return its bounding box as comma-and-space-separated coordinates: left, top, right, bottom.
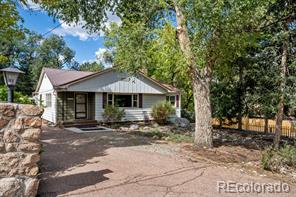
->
39, 73, 54, 92
37, 74, 57, 123
95, 93, 104, 121
94, 93, 180, 121
67, 71, 167, 94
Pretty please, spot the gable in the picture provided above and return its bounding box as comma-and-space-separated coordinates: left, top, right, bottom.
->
38, 73, 54, 92
66, 70, 168, 94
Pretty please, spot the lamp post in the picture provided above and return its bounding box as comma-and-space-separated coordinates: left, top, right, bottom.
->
0, 66, 24, 103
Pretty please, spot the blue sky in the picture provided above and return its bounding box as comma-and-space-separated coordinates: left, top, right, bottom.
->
17, 1, 120, 64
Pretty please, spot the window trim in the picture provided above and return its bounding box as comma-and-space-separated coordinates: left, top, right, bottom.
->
166, 95, 176, 107
107, 93, 139, 108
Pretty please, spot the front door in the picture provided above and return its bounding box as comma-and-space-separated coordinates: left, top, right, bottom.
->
75, 93, 87, 119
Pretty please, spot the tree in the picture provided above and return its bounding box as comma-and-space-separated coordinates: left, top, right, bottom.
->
78, 61, 104, 72
30, 34, 77, 83
0, 0, 24, 65
34, 0, 272, 147
260, 0, 296, 147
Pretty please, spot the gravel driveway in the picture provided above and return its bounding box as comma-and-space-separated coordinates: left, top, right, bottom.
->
38, 127, 295, 197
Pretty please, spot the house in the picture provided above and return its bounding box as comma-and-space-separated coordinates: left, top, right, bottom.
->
34, 67, 181, 125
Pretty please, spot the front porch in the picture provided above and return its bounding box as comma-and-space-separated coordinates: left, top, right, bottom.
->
57, 92, 96, 125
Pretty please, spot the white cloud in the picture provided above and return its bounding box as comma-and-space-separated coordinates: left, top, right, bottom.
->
96, 48, 113, 68
22, 0, 41, 10
106, 11, 122, 27
52, 20, 99, 41
95, 48, 108, 62
52, 12, 121, 41
82, 48, 112, 68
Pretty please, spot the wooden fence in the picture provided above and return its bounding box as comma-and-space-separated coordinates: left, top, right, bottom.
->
212, 117, 296, 138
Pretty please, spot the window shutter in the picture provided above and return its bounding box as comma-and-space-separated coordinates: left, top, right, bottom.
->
176, 95, 179, 108
103, 92, 107, 108
139, 94, 143, 108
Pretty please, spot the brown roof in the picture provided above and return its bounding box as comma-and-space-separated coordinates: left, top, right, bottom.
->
43, 67, 94, 87
37, 67, 179, 93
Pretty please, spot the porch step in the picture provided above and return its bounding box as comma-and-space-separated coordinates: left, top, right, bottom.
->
62, 120, 99, 128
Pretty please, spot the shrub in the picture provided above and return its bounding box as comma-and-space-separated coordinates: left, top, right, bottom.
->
0, 85, 33, 104
261, 143, 296, 171
181, 109, 195, 123
103, 105, 125, 122
151, 101, 175, 124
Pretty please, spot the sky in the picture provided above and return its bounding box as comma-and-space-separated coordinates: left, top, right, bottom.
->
17, 1, 121, 65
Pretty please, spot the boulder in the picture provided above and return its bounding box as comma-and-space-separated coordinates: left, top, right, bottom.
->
0, 118, 9, 129
129, 124, 139, 130
21, 129, 42, 142
170, 117, 190, 128
20, 105, 44, 116
0, 177, 23, 197
0, 104, 15, 117
0, 177, 39, 197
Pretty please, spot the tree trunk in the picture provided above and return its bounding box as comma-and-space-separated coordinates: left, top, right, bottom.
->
175, 5, 213, 147
274, 39, 288, 148
219, 118, 223, 129
264, 116, 269, 133
192, 77, 213, 147
238, 114, 242, 130
237, 64, 243, 130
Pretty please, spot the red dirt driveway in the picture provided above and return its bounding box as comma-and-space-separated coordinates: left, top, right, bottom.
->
37, 127, 295, 197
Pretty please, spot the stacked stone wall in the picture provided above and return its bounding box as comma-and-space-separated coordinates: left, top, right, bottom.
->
0, 104, 43, 197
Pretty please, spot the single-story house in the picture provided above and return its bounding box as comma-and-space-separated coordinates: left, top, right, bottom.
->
34, 67, 181, 125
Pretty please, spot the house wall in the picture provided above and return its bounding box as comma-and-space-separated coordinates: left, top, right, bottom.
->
37, 74, 57, 123
56, 92, 75, 122
56, 92, 96, 122
67, 70, 167, 94
95, 93, 180, 121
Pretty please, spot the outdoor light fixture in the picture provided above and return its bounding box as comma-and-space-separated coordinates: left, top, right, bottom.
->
0, 66, 24, 103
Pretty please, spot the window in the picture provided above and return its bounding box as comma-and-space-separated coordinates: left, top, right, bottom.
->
46, 93, 52, 107
108, 94, 113, 105
133, 95, 138, 107
108, 94, 138, 108
166, 95, 176, 106
114, 94, 132, 107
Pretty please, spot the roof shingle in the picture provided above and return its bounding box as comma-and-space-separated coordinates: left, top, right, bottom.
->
43, 67, 94, 87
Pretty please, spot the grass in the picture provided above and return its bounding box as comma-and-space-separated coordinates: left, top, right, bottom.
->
165, 133, 193, 143
261, 142, 296, 171
137, 129, 193, 143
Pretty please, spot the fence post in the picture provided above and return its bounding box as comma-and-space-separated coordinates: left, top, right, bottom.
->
245, 117, 249, 131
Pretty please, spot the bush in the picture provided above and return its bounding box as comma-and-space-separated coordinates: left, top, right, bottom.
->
151, 101, 175, 124
181, 109, 195, 123
103, 105, 125, 122
0, 85, 33, 104
261, 143, 296, 171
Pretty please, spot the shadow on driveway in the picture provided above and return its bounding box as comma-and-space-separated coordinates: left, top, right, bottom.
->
38, 169, 112, 196
38, 127, 151, 196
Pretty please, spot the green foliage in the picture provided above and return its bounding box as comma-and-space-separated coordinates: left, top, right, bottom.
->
181, 109, 195, 123
0, 85, 33, 104
102, 105, 125, 122
30, 34, 77, 82
261, 143, 296, 171
0, 1, 78, 96
151, 101, 175, 124
137, 129, 193, 143
78, 61, 104, 72
24, 0, 296, 132
165, 133, 193, 143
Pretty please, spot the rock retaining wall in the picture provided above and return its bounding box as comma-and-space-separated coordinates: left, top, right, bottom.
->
0, 104, 43, 197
